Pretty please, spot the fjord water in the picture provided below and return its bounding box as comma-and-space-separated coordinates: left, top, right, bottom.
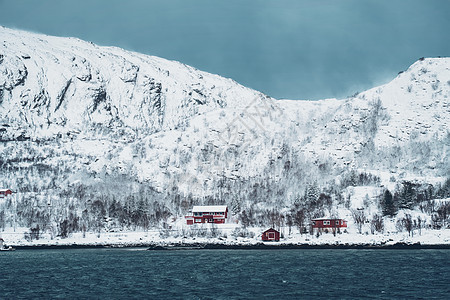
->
1, 249, 448, 299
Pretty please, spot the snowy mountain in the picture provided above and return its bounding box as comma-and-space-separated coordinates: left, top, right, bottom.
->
0, 26, 264, 137
0, 27, 448, 242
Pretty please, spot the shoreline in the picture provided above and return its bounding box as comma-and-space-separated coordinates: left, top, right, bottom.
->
10, 242, 450, 250
4, 226, 449, 250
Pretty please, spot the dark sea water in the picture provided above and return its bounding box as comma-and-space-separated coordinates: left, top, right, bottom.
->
1, 248, 449, 299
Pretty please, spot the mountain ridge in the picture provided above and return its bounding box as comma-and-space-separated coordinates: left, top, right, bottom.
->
0, 27, 448, 242
0, 26, 265, 141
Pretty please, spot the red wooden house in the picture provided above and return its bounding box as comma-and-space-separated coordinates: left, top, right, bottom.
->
0, 189, 12, 198
311, 218, 347, 233
185, 205, 228, 225
261, 228, 280, 241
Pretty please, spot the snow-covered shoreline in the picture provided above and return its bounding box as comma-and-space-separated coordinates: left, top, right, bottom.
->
3, 227, 449, 249
1, 27, 449, 253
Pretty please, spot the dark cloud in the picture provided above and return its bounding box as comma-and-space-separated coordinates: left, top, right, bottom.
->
0, 0, 448, 99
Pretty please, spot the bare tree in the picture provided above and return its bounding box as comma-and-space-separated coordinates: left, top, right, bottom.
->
402, 214, 413, 236
286, 214, 293, 235
370, 214, 384, 234
293, 209, 306, 234
437, 202, 449, 227
239, 210, 251, 228
417, 216, 423, 235
351, 209, 367, 234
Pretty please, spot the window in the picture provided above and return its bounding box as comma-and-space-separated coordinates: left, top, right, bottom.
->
336, 221, 340, 225
195, 219, 202, 223
312, 221, 316, 226
324, 221, 330, 225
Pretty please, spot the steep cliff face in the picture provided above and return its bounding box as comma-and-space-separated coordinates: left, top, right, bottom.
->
0, 26, 264, 142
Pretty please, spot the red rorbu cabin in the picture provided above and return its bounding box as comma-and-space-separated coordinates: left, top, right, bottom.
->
0, 189, 12, 198
185, 205, 228, 225
261, 228, 280, 242
311, 218, 347, 233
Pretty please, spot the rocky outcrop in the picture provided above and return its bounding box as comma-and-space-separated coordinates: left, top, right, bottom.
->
0, 27, 262, 139
0, 27, 448, 198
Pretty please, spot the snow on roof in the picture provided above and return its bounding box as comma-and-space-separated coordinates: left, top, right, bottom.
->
0, 189, 12, 193
263, 228, 279, 233
192, 205, 227, 213
312, 217, 345, 221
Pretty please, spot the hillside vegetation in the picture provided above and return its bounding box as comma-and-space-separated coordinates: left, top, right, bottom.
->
0, 27, 449, 243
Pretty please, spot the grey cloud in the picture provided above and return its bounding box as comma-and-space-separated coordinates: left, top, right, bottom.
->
0, 0, 448, 99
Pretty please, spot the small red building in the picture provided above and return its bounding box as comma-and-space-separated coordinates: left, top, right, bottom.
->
0, 189, 12, 198
261, 228, 280, 241
185, 205, 228, 225
311, 218, 347, 233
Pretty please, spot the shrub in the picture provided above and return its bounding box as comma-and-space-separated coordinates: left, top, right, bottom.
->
370, 214, 384, 234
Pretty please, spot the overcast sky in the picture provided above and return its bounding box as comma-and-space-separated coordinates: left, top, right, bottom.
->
0, 0, 449, 99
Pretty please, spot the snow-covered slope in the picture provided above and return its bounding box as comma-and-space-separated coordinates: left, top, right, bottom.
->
1, 26, 448, 185
0, 26, 264, 140
278, 57, 449, 172
0, 27, 449, 242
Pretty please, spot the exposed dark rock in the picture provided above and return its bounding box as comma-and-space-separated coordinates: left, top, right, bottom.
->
55, 79, 72, 112
91, 87, 107, 112
72, 56, 92, 82
120, 62, 139, 83
32, 89, 49, 109
194, 98, 205, 105
0, 54, 28, 90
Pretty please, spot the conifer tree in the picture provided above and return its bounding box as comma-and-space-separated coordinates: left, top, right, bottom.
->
382, 189, 396, 217
398, 181, 415, 209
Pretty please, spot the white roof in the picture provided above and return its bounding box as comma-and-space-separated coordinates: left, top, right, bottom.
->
192, 205, 227, 213
0, 189, 12, 192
